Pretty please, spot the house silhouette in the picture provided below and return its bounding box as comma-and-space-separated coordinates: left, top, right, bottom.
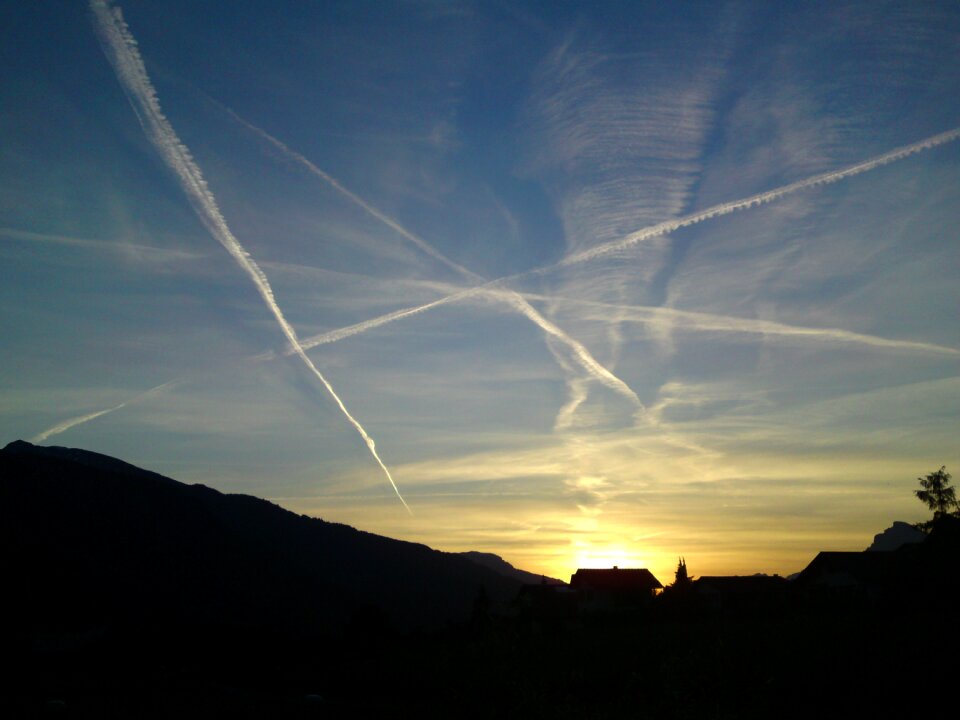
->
569, 567, 662, 613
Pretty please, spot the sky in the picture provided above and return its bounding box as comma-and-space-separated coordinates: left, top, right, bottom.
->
2, 0, 958, 583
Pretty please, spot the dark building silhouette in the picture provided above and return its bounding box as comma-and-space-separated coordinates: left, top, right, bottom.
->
569, 567, 662, 613
693, 575, 788, 614
793, 515, 960, 609
515, 581, 578, 624
794, 550, 907, 602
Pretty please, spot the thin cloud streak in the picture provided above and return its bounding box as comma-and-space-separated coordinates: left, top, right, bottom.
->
223, 105, 642, 408
30, 380, 180, 443
31, 405, 125, 444
90, 0, 411, 513
516, 292, 960, 357
1, 227, 201, 262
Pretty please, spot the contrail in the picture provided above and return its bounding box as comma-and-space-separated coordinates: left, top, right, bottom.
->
555, 126, 960, 269
493, 292, 641, 402
90, 0, 411, 513
224, 105, 642, 408
30, 380, 180, 444
512, 291, 960, 356
220, 104, 480, 282
300, 294, 463, 352
31, 405, 125, 444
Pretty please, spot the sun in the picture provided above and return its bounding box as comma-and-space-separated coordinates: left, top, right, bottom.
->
573, 545, 650, 572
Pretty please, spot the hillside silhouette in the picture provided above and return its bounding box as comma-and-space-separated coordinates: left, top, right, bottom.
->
1, 440, 525, 637
4, 439, 958, 719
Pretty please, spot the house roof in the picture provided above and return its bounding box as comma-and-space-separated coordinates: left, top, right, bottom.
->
569, 567, 663, 591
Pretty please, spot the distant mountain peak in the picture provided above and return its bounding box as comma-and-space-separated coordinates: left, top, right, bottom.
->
4, 439, 35, 452
866, 521, 926, 552
458, 550, 565, 585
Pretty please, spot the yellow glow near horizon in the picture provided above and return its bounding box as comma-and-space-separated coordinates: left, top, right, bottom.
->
283, 427, 943, 590
573, 544, 649, 572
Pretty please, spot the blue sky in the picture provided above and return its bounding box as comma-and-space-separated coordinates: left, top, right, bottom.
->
2, 0, 958, 581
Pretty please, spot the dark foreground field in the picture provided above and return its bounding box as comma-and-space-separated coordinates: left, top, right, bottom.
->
5, 605, 952, 719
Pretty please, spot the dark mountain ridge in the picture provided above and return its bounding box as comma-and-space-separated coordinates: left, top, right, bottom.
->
457, 550, 565, 585
1, 440, 523, 637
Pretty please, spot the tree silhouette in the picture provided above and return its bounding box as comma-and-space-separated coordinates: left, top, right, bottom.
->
672, 557, 691, 589
914, 466, 958, 532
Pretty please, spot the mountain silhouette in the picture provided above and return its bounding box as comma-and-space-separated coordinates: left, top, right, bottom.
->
1, 439, 522, 638
457, 551, 565, 585
865, 521, 925, 552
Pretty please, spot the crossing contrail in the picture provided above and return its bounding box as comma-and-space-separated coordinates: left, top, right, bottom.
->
221, 105, 643, 409
276, 124, 960, 352
91, 0, 410, 513
290, 285, 960, 359
215, 108, 960, 411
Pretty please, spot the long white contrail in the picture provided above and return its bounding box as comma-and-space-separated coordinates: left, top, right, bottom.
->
555, 127, 960, 269
300, 294, 465, 351
91, 0, 410, 513
225, 106, 642, 408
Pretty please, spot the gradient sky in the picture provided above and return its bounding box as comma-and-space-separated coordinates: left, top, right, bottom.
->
3, 0, 959, 583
